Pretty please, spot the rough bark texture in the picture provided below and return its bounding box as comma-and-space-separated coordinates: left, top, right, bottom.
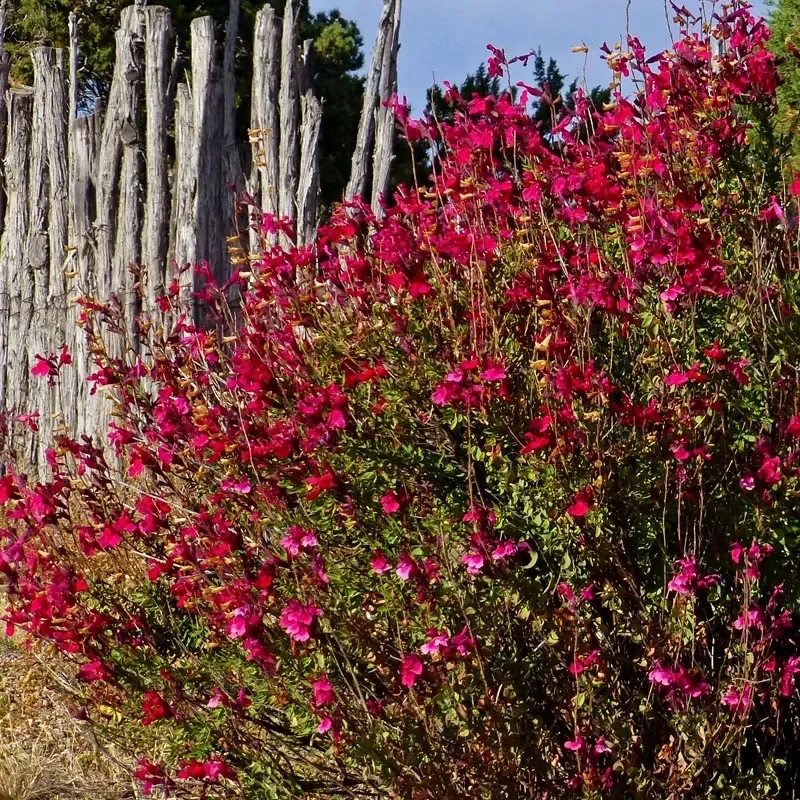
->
36, 49, 72, 436
113, 13, 145, 348
169, 82, 197, 316
94, 7, 144, 307
250, 6, 281, 250
0, 90, 33, 448
67, 113, 101, 441
345, 0, 394, 202
27, 50, 55, 470
298, 40, 321, 247
0, 45, 11, 236
191, 16, 227, 313
68, 12, 78, 124
0, 1, 402, 472
371, 0, 401, 214
142, 5, 173, 314
278, 0, 299, 230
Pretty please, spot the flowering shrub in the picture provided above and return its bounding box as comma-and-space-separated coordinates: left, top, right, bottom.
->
4, 2, 800, 797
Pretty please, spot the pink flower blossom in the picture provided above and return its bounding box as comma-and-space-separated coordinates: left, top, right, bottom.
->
491, 540, 519, 560
564, 734, 585, 752
371, 550, 391, 574
396, 553, 418, 581
380, 489, 404, 514
721, 684, 753, 715
420, 628, 450, 655
667, 555, 719, 596
593, 736, 611, 755
141, 691, 173, 726
226, 608, 250, 639
400, 653, 424, 688
280, 600, 323, 642
480, 362, 507, 382
281, 526, 318, 557
311, 674, 335, 707
461, 550, 485, 575
451, 627, 475, 657
77, 659, 112, 683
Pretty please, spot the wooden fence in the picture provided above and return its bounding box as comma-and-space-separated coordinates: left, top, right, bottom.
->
0, 0, 402, 473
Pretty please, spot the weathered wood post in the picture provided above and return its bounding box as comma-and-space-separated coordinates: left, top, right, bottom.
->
371, 0, 401, 214
142, 6, 174, 316
0, 0, 13, 237
35, 49, 72, 442
192, 17, 226, 300
169, 82, 197, 312
250, 5, 281, 246
345, 0, 396, 202
278, 0, 300, 234
0, 90, 34, 455
298, 39, 322, 247
94, 7, 145, 339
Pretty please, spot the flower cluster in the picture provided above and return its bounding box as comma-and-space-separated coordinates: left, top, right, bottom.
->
4, 3, 800, 798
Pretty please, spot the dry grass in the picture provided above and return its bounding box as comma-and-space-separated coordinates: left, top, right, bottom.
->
0, 605, 135, 800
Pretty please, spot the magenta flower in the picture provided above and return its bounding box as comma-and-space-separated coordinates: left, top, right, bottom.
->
311, 674, 335, 707
667, 555, 719, 596
420, 628, 450, 656
141, 690, 173, 726
281, 526, 318, 557
480, 361, 507, 382
780, 657, 800, 697
564, 734, 585, 752
566, 486, 593, 518
569, 649, 601, 676
491, 540, 519, 560
461, 550, 485, 575
226, 607, 249, 639
400, 653, 424, 688
77, 659, 112, 683
176, 758, 235, 781
380, 489, 402, 514
207, 688, 229, 709
721, 684, 753, 715
593, 736, 611, 755
396, 553, 418, 581
134, 760, 172, 796
451, 627, 475, 657
371, 550, 391, 574
280, 600, 323, 642
648, 663, 675, 686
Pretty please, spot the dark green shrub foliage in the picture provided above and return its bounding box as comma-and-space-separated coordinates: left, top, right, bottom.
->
5, 3, 800, 797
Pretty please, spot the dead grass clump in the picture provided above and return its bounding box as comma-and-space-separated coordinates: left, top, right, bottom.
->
0, 610, 134, 800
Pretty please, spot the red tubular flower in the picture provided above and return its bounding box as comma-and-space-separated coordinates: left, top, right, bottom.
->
400, 653, 424, 688
141, 690, 173, 726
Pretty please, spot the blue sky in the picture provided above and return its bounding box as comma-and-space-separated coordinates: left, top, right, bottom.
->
309, 0, 771, 112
